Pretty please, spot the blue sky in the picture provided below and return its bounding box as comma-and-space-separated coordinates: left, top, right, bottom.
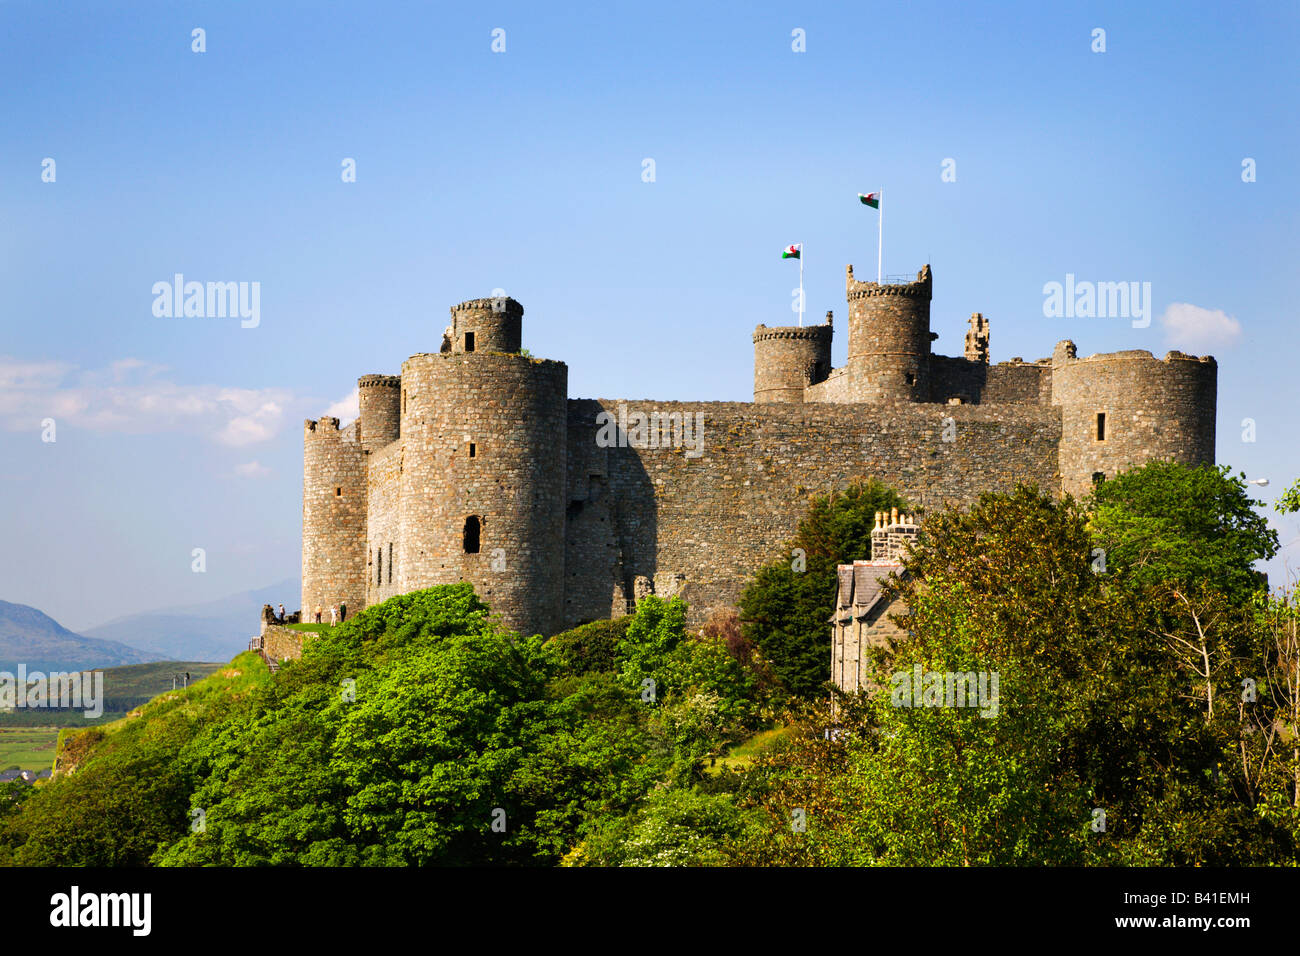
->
2, 0, 1297, 629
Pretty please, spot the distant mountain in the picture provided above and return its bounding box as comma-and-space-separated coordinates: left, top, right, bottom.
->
80, 578, 298, 663
0, 601, 161, 672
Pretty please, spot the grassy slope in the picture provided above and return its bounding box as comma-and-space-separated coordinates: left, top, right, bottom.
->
53, 652, 270, 777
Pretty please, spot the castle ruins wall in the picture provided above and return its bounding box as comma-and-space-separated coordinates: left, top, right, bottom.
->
562, 399, 1062, 627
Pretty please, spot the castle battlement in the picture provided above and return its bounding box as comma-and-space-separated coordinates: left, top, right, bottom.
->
845, 263, 932, 299
301, 266, 1218, 638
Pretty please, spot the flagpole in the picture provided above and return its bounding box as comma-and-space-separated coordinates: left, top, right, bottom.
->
799, 243, 804, 327
877, 189, 883, 283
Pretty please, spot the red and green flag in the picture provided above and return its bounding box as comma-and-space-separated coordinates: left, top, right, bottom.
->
781, 243, 802, 259
859, 192, 879, 209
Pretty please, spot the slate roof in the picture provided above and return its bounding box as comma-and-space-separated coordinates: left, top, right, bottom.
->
831, 561, 905, 622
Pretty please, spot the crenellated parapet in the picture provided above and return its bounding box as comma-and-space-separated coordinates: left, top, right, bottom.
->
846, 263, 932, 299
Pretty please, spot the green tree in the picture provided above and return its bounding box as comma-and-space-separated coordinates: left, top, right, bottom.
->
738, 480, 909, 698
1089, 462, 1277, 601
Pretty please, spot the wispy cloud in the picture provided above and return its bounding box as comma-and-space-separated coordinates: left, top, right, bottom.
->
1159, 303, 1242, 352
325, 387, 360, 423
0, 355, 293, 445
234, 460, 272, 478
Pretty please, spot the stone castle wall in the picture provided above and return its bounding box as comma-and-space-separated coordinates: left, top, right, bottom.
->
561, 399, 1062, 626
300, 267, 1218, 638
366, 439, 403, 606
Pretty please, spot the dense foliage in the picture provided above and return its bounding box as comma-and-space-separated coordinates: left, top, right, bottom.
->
738, 480, 909, 698
3, 463, 1297, 867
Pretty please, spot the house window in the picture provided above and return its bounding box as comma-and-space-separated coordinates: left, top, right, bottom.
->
468, 442, 477, 458
463, 516, 481, 554
1096, 412, 1106, 441
388, 542, 393, 583
465, 332, 476, 352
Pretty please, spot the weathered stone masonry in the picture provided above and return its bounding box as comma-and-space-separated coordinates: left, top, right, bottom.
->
302, 266, 1218, 636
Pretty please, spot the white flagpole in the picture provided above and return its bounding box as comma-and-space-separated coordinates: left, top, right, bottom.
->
877, 189, 883, 283
799, 243, 804, 327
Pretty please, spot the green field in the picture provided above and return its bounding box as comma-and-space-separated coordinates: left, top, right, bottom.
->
0, 660, 226, 729
0, 728, 60, 772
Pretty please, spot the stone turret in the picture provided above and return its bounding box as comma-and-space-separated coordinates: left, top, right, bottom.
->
448, 296, 523, 354
1050, 341, 1217, 497
845, 264, 934, 403
357, 374, 401, 452
752, 312, 833, 403
397, 298, 568, 637
301, 416, 367, 619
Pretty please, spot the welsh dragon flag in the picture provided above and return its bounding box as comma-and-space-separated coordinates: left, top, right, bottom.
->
781, 244, 802, 259
859, 192, 879, 208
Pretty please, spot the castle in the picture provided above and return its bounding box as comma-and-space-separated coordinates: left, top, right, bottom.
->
301, 263, 1217, 637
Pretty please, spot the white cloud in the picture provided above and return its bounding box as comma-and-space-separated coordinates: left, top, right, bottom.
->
325, 387, 360, 423
1159, 303, 1242, 352
0, 355, 293, 444
234, 460, 271, 478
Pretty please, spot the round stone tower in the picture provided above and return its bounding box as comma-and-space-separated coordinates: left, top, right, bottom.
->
1050, 340, 1217, 497
356, 374, 401, 452
845, 263, 933, 402
301, 416, 368, 619
398, 298, 567, 636
448, 296, 523, 354
752, 314, 833, 403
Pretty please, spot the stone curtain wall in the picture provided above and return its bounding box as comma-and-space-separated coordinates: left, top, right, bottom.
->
925, 355, 1052, 407
366, 439, 403, 606
261, 624, 306, 663
561, 399, 1062, 627
1051, 346, 1216, 497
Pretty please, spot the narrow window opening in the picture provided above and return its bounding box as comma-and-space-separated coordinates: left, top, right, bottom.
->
1096, 412, 1106, 441
469, 443, 477, 458
463, 515, 481, 554
388, 542, 393, 583
1092, 471, 1105, 486
465, 332, 476, 352
905, 373, 915, 386
335, 487, 342, 496
377, 547, 383, 584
